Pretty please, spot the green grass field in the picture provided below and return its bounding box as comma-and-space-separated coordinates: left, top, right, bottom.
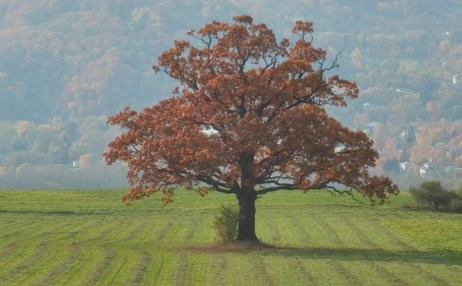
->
0, 189, 461, 286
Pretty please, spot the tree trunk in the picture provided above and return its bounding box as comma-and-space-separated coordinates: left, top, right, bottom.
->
236, 187, 259, 242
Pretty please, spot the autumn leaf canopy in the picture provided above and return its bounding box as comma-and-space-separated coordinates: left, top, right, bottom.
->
104, 15, 398, 204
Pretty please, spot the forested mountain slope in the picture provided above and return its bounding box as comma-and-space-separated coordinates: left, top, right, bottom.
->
0, 0, 461, 188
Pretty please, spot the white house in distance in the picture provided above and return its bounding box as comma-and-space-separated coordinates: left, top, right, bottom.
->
72, 160, 80, 168
399, 162, 412, 172
452, 74, 460, 85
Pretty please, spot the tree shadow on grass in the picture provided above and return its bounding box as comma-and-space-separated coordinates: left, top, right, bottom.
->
266, 247, 462, 266
187, 243, 462, 266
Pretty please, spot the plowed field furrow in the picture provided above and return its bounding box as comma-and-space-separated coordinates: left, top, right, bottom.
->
24, 219, 76, 241
340, 218, 416, 285
343, 259, 410, 286
53, 219, 103, 241
183, 218, 199, 241
407, 253, 462, 279
154, 220, 175, 242
79, 220, 126, 244
298, 258, 355, 286
162, 220, 193, 244
101, 246, 142, 286
53, 244, 103, 286
258, 215, 283, 244
125, 250, 152, 286
326, 216, 369, 248
341, 218, 382, 249
315, 216, 344, 247
99, 220, 135, 243
143, 252, 173, 286
359, 219, 460, 284
289, 217, 313, 245
364, 261, 410, 286
19, 218, 102, 244
313, 257, 383, 286
95, 244, 141, 285
0, 219, 37, 239
298, 216, 333, 248
32, 242, 82, 286
0, 242, 49, 286
328, 217, 441, 286
182, 254, 214, 286
419, 264, 462, 285
135, 220, 165, 243
373, 220, 462, 279
284, 257, 318, 285
395, 261, 453, 286
378, 263, 447, 286
172, 252, 188, 286
263, 255, 318, 286
222, 255, 265, 286
208, 255, 225, 286
11, 244, 64, 286
278, 215, 300, 244
325, 259, 362, 286
250, 255, 277, 286
362, 219, 418, 251
121, 220, 147, 241
0, 219, 45, 240
0, 243, 34, 277
193, 216, 216, 243
81, 245, 117, 285
0, 242, 17, 259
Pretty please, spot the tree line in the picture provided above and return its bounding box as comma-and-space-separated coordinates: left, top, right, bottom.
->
0, 0, 462, 187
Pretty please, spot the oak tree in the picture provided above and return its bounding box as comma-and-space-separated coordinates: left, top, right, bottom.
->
104, 15, 398, 242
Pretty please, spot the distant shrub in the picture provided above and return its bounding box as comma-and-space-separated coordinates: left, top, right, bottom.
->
410, 181, 457, 211
450, 188, 462, 212
213, 203, 240, 243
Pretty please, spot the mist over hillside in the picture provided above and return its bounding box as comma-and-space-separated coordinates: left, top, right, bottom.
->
1, 0, 462, 189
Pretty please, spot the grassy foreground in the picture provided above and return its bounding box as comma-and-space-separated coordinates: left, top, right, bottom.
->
0, 189, 461, 286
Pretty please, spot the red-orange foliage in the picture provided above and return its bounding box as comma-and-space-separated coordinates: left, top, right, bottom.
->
104, 16, 398, 241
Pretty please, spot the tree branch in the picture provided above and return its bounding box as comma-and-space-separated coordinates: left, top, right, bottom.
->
325, 185, 364, 204
257, 184, 299, 195
196, 174, 234, 194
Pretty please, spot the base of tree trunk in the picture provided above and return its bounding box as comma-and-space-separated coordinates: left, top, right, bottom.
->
235, 235, 260, 243
223, 239, 272, 251
186, 240, 274, 253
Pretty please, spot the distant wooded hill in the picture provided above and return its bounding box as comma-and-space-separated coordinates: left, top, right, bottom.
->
0, 0, 462, 188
